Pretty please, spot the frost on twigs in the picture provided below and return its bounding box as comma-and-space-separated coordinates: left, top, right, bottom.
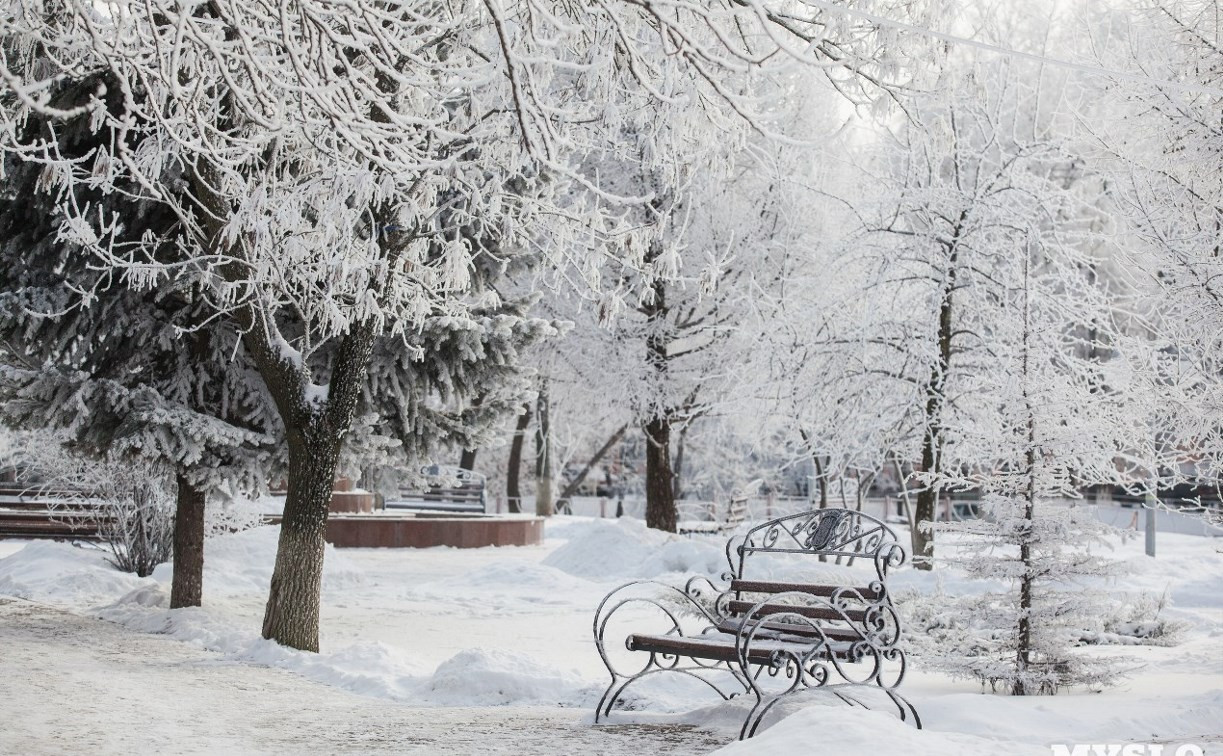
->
3, 435, 174, 577
0, 0, 935, 349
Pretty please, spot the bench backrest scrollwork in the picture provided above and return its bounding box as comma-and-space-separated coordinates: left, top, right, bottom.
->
726, 508, 907, 582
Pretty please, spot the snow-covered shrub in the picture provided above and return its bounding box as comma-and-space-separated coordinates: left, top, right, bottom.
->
1076, 591, 1187, 648
99, 475, 175, 578
6, 433, 175, 577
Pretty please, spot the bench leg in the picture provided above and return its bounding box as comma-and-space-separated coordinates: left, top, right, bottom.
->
884, 688, 922, 729
595, 662, 751, 723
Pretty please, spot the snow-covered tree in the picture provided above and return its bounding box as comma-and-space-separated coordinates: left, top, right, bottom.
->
819, 35, 1127, 566
546, 141, 794, 531
878, 41, 1156, 691
0, 80, 278, 607
923, 244, 1138, 694
1092, 0, 1223, 521
0, 0, 937, 650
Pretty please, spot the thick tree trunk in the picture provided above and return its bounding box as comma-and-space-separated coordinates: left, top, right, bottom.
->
170, 474, 207, 609
912, 435, 939, 570
191, 153, 381, 652
459, 448, 477, 471
640, 268, 677, 533
506, 403, 531, 514
912, 231, 961, 570
261, 432, 341, 652
644, 417, 677, 532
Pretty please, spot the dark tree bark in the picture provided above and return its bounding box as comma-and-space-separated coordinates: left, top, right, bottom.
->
170, 474, 206, 609
190, 152, 388, 651
912, 214, 964, 570
641, 272, 678, 532
644, 416, 676, 532
257, 317, 377, 652
506, 403, 531, 514
534, 383, 553, 517
814, 455, 829, 508
1015, 259, 1036, 695
459, 448, 478, 471
261, 428, 344, 652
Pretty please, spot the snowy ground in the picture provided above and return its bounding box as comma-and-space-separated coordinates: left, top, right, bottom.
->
1, 514, 1221, 755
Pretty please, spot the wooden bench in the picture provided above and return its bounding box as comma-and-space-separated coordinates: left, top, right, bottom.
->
383, 465, 487, 514
0, 485, 111, 540
593, 508, 918, 739
678, 493, 750, 535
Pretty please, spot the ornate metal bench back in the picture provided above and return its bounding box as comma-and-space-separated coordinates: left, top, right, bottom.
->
727, 508, 906, 582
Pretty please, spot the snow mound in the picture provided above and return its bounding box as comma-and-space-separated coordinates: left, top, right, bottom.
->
542, 518, 724, 579
409, 560, 591, 608
0, 541, 152, 605
102, 585, 426, 700
148, 525, 366, 597
421, 648, 592, 706
712, 703, 1040, 756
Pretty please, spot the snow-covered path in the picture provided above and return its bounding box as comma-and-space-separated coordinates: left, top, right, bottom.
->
0, 597, 723, 756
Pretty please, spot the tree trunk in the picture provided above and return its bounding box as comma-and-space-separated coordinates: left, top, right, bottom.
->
170, 473, 206, 609
672, 425, 688, 501
1014, 253, 1036, 696
459, 448, 477, 472
191, 154, 380, 652
913, 230, 961, 570
534, 384, 552, 517
644, 417, 677, 532
1015, 496, 1035, 695
798, 429, 829, 509
913, 436, 939, 570
506, 403, 531, 514
640, 267, 677, 532
261, 431, 341, 652
913, 379, 948, 569
814, 455, 829, 509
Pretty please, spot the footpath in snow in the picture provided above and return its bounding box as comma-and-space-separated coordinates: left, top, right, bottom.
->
0, 515, 1221, 755
0, 597, 723, 755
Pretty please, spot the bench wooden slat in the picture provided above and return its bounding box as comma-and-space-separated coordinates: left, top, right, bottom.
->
731, 580, 881, 600
713, 617, 865, 643
627, 632, 855, 665
726, 599, 867, 623
385, 499, 484, 512
627, 634, 777, 664
409, 490, 483, 501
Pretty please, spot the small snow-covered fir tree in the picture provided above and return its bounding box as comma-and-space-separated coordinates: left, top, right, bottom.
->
920, 229, 1140, 695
